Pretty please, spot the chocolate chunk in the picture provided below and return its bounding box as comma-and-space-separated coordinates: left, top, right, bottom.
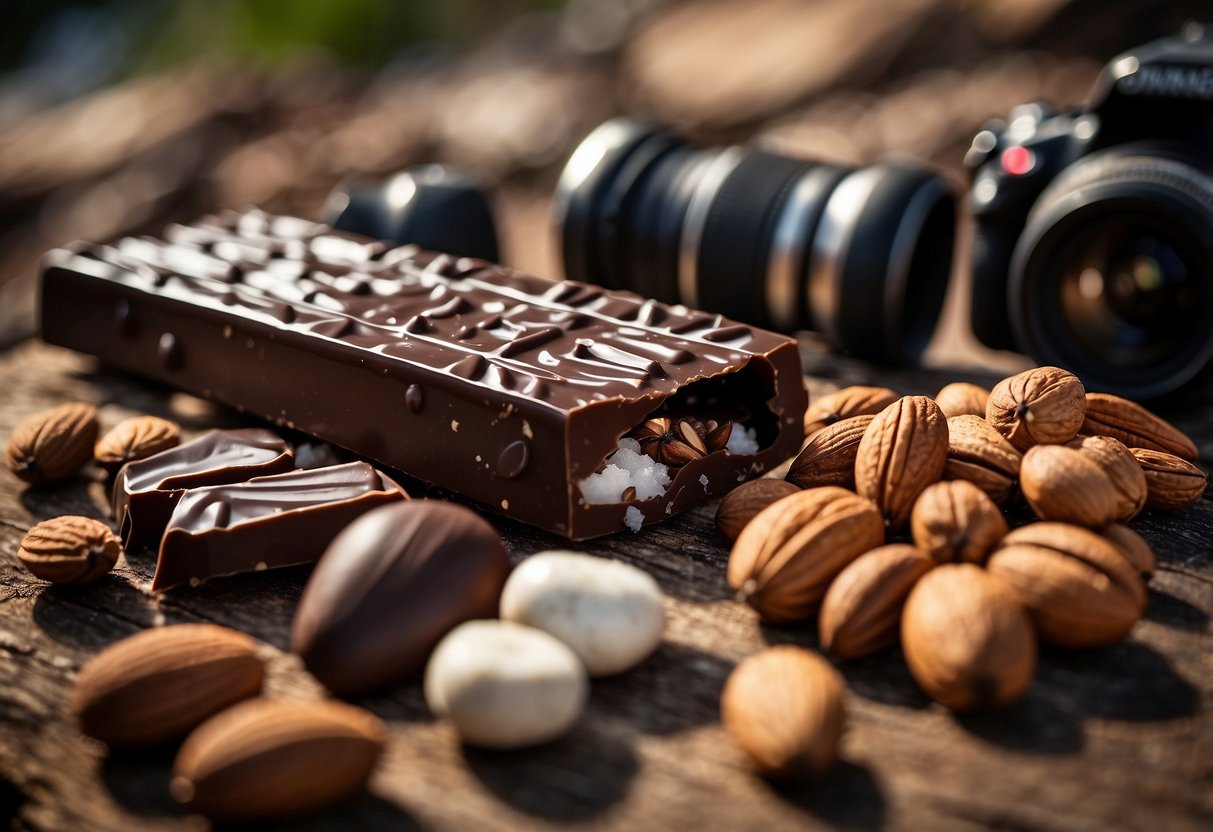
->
41, 209, 807, 538
152, 462, 407, 591
291, 501, 510, 695
114, 429, 294, 554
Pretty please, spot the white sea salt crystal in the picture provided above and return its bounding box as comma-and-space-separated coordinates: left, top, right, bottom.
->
578, 437, 671, 505
624, 506, 644, 532
726, 425, 760, 455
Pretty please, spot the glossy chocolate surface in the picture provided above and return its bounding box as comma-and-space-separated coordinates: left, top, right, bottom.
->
291, 500, 510, 695
113, 428, 294, 553
42, 209, 806, 538
153, 462, 407, 591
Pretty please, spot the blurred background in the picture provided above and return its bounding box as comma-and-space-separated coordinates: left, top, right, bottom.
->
1, 0, 1206, 357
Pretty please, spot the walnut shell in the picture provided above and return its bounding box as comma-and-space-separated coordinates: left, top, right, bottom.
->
1081, 393, 1198, 461
786, 414, 874, 490
1130, 448, 1208, 510
727, 487, 884, 622
987, 522, 1146, 648
715, 479, 801, 541
910, 480, 1008, 564
986, 367, 1085, 451
1020, 444, 1119, 528
1068, 435, 1147, 522
17, 515, 121, 585
819, 543, 934, 659
803, 386, 898, 439
934, 382, 990, 418
902, 564, 1036, 711
6, 402, 98, 485
855, 396, 948, 529
941, 415, 1022, 506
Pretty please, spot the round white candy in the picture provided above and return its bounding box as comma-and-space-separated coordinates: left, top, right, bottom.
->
500, 550, 666, 676
424, 620, 587, 749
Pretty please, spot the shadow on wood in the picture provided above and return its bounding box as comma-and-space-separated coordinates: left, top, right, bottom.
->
768, 758, 887, 830
32, 579, 163, 650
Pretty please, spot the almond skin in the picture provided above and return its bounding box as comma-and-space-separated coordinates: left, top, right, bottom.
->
70, 624, 264, 747
1020, 444, 1120, 528
910, 480, 1008, 564
721, 647, 845, 780
6, 402, 98, 485
942, 415, 1022, 506
1069, 435, 1147, 523
987, 523, 1145, 648
727, 487, 884, 622
819, 544, 934, 659
172, 698, 385, 822
902, 564, 1036, 711
1130, 448, 1209, 510
1081, 393, 1198, 461
855, 396, 949, 529
986, 367, 1085, 451
803, 386, 898, 439
17, 516, 121, 585
95, 415, 181, 469
715, 479, 801, 541
934, 382, 990, 418
786, 414, 874, 490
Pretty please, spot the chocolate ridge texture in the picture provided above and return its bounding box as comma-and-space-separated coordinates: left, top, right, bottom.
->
41, 209, 805, 538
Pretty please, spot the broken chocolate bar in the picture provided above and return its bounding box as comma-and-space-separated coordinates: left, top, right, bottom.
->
153, 461, 407, 590
41, 209, 806, 538
114, 428, 294, 553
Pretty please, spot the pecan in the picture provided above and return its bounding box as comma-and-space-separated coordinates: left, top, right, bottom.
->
986, 366, 1086, 451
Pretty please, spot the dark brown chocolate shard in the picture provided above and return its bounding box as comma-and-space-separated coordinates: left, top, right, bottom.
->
113, 429, 294, 554
152, 462, 407, 591
41, 209, 806, 539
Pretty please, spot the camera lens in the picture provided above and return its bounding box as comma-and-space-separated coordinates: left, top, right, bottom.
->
554, 118, 956, 364
1011, 152, 1213, 398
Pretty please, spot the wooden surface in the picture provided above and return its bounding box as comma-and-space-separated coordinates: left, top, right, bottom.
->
2, 337, 1211, 831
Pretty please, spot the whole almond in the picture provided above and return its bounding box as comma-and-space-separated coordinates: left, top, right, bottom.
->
934, 382, 990, 418
910, 480, 1008, 564
6, 402, 98, 485
70, 624, 264, 747
942, 415, 1022, 506
715, 479, 801, 541
819, 544, 934, 659
1068, 435, 1147, 522
987, 523, 1145, 648
17, 516, 121, 585
803, 386, 898, 438
1130, 448, 1208, 510
1102, 523, 1156, 580
1081, 393, 1198, 461
172, 698, 385, 822
786, 415, 874, 490
986, 367, 1085, 451
727, 487, 884, 622
95, 415, 181, 469
902, 564, 1036, 711
720, 647, 845, 780
1020, 444, 1119, 527
855, 396, 948, 529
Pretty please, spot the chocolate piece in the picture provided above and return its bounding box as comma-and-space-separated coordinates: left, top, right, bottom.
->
291, 501, 509, 695
153, 462, 406, 591
41, 209, 807, 539
114, 429, 294, 553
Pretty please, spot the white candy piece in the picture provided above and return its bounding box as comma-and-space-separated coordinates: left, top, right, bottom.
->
500, 550, 666, 676
424, 620, 587, 749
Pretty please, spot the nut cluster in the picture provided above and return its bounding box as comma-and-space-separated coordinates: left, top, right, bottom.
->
721, 367, 1206, 747
628, 415, 733, 469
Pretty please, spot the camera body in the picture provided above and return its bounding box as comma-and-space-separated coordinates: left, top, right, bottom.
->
967, 26, 1213, 398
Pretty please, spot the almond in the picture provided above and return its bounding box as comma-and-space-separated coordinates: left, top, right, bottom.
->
1068, 435, 1147, 522
855, 396, 948, 529
1130, 448, 1208, 510
941, 415, 1022, 506
715, 479, 801, 541
727, 487, 884, 622
70, 624, 264, 746
17, 515, 121, 585
986, 367, 1085, 451
934, 382, 990, 418
910, 480, 1008, 564
1081, 393, 1198, 461
902, 564, 1036, 711
721, 647, 845, 780
1020, 444, 1119, 528
6, 402, 98, 485
987, 523, 1145, 648
803, 386, 898, 439
819, 544, 934, 659
172, 698, 385, 822
95, 415, 181, 469
786, 414, 873, 490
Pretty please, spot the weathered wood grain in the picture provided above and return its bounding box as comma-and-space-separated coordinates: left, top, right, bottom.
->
1, 339, 1211, 831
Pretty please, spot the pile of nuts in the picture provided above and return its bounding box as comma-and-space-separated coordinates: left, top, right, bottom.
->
716, 367, 1207, 778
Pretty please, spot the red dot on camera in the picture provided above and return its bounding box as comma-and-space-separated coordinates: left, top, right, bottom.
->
1000, 146, 1035, 176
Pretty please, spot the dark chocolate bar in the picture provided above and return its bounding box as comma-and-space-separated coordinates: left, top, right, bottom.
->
41, 210, 806, 539
153, 461, 407, 590
114, 429, 294, 553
